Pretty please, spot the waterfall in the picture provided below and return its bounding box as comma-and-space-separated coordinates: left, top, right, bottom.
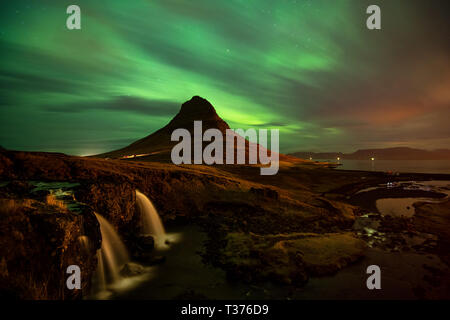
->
78, 235, 90, 254
94, 213, 129, 287
135, 190, 166, 246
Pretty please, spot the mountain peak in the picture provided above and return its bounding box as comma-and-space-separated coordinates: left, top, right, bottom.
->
177, 96, 218, 119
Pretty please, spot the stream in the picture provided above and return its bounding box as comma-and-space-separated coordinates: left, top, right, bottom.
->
113, 225, 275, 300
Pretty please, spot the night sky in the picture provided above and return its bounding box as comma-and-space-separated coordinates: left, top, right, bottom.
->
0, 0, 449, 155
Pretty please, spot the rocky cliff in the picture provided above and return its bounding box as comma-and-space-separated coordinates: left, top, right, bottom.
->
0, 181, 100, 299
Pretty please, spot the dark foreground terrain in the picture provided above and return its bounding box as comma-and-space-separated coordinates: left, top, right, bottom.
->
0, 149, 449, 299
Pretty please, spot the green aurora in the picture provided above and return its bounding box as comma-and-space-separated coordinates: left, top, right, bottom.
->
0, 0, 449, 155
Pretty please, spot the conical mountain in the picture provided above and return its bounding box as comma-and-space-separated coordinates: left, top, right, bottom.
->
97, 96, 291, 163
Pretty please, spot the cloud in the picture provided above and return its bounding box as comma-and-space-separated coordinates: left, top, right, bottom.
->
42, 96, 181, 117
0, 70, 82, 94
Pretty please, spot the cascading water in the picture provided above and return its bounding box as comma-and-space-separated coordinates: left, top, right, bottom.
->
94, 213, 130, 290
135, 190, 166, 246
78, 235, 90, 254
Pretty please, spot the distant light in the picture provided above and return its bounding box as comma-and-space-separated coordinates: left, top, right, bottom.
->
337, 157, 340, 161
309, 157, 312, 160
371, 157, 375, 161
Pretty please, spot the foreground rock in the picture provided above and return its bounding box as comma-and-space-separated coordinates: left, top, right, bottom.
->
414, 200, 450, 266
120, 262, 146, 277
0, 197, 100, 299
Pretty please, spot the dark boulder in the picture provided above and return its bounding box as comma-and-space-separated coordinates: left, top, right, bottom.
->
136, 235, 155, 251
120, 262, 145, 277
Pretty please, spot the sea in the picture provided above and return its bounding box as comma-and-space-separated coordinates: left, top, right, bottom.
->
315, 159, 450, 174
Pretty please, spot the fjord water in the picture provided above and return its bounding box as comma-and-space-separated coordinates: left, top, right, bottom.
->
135, 190, 167, 246
329, 159, 450, 174
94, 213, 130, 289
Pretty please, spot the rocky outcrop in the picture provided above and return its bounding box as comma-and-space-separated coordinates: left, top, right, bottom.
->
75, 182, 139, 246
0, 195, 100, 299
414, 200, 450, 266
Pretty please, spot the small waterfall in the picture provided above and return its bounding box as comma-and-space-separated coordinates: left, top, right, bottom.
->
94, 213, 129, 287
78, 235, 90, 254
135, 190, 166, 246
95, 250, 107, 292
